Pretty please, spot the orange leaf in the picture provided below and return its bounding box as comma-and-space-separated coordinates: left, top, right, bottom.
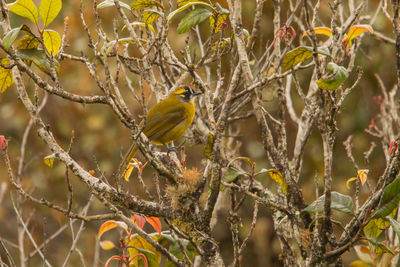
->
302, 27, 332, 38
146, 217, 162, 236
98, 220, 128, 239
100, 240, 115, 250
347, 24, 373, 42
357, 169, 369, 186
132, 214, 146, 229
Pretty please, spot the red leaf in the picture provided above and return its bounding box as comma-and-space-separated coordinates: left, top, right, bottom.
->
146, 216, 161, 236
0, 135, 5, 149
132, 214, 146, 229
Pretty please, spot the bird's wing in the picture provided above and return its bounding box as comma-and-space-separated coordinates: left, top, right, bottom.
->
143, 105, 187, 142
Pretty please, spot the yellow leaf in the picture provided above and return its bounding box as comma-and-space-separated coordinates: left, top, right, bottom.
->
99, 240, 115, 250
346, 177, 357, 189
39, 0, 62, 27
42, 29, 61, 56
98, 220, 128, 239
347, 24, 373, 42
17, 35, 39, 49
128, 235, 161, 266
122, 22, 155, 33
0, 58, 14, 93
342, 34, 352, 47
349, 260, 371, 267
227, 157, 252, 167
357, 169, 369, 186
211, 38, 231, 51
267, 169, 287, 194
43, 153, 55, 168
363, 209, 396, 240
124, 160, 140, 181
302, 27, 332, 38
209, 12, 228, 33
142, 10, 163, 24
131, 0, 162, 11
6, 0, 39, 25
204, 132, 214, 159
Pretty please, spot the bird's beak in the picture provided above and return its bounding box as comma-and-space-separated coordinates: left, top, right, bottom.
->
193, 91, 203, 96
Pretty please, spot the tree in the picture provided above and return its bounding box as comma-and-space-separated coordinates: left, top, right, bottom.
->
1, 0, 400, 266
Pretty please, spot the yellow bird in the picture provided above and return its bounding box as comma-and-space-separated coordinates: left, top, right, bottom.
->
120, 86, 202, 179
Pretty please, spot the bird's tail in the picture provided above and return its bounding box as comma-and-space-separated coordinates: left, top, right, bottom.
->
118, 142, 138, 180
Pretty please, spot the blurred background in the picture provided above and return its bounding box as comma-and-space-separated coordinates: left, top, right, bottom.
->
0, 0, 395, 265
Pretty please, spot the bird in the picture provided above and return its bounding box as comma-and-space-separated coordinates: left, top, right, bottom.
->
119, 86, 202, 180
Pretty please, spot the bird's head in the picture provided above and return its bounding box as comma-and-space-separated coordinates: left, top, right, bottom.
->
173, 86, 202, 103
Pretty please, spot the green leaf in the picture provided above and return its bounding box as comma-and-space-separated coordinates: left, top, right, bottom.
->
2, 26, 23, 50
0, 58, 14, 93
223, 166, 246, 183
372, 176, 400, 219
39, 0, 61, 27
167, 1, 212, 23
135, 247, 159, 267
131, 0, 162, 11
42, 29, 61, 56
43, 153, 55, 167
282, 46, 313, 71
142, 9, 163, 24
303, 191, 354, 216
166, 238, 197, 267
6, 0, 39, 25
366, 238, 395, 256
17, 35, 39, 49
364, 218, 386, 239
385, 216, 400, 240
282, 46, 330, 71
204, 132, 214, 159
177, 7, 212, 34
364, 208, 396, 239
97, 0, 131, 10
316, 62, 347, 90
16, 49, 60, 74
